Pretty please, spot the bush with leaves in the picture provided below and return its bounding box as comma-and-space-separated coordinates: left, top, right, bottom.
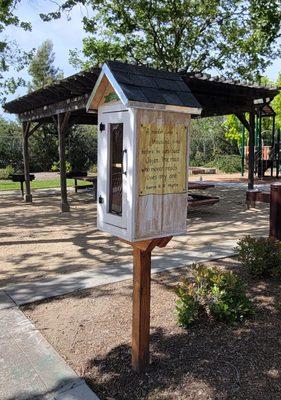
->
175, 264, 253, 327
0, 165, 14, 180
205, 155, 241, 173
236, 236, 281, 278
51, 161, 72, 173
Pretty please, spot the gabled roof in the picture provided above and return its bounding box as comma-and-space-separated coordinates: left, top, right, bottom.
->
87, 61, 202, 113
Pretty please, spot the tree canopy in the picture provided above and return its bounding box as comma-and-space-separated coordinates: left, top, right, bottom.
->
45, 0, 281, 80
0, 0, 33, 102
28, 40, 63, 91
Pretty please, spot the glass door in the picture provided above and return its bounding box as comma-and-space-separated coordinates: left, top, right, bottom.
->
98, 110, 128, 229
109, 123, 123, 216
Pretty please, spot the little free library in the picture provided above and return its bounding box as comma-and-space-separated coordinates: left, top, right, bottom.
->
4, 61, 279, 372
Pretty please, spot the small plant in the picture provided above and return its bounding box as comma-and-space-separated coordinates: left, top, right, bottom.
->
89, 164, 97, 174
236, 236, 281, 278
51, 161, 72, 173
0, 165, 14, 180
175, 264, 253, 327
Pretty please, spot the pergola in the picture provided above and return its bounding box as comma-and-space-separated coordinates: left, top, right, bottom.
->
4, 61, 279, 212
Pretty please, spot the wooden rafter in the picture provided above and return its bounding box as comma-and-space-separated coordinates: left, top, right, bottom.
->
235, 113, 250, 132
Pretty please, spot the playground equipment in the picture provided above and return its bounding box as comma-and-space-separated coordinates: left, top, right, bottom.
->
242, 105, 281, 179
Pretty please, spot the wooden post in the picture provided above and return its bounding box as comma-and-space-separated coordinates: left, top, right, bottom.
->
22, 122, 32, 203
132, 245, 151, 372
270, 183, 281, 240
57, 113, 70, 213
248, 111, 255, 190
123, 237, 172, 373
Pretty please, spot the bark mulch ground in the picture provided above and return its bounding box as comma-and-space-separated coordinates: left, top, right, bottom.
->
23, 258, 281, 400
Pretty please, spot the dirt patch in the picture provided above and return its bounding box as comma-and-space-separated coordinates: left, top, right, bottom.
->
23, 258, 281, 400
0, 186, 269, 288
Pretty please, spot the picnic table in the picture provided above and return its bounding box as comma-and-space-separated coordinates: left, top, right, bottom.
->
187, 181, 219, 208
66, 172, 97, 201
8, 174, 35, 197
188, 182, 215, 190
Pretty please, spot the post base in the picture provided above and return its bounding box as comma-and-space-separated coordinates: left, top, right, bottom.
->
61, 202, 70, 213
24, 194, 32, 203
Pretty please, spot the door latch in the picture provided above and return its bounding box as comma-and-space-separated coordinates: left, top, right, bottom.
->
99, 123, 105, 132
98, 196, 104, 204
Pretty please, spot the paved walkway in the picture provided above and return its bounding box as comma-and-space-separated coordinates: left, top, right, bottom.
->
1, 242, 236, 306
0, 294, 99, 400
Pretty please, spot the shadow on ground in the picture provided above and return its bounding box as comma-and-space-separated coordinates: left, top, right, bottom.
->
0, 187, 269, 293
84, 271, 281, 400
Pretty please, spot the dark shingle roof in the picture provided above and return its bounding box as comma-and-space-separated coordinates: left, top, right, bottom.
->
106, 61, 201, 109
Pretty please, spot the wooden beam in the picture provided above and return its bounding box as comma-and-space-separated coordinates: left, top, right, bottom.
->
27, 122, 43, 138
22, 121, 32, 202
19, 94, 90, 122
235, 113, 250, 132
58, 112, 71, 212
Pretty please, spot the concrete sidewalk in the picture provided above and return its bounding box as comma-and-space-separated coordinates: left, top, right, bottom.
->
1, 240, 236, 306
0, 299, 99, 400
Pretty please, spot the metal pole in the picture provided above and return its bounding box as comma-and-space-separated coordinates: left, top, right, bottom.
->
248, 112, 255, 190
258, 109, 262, 179
241, 125, 245, 177
277, 128, 280, 179
271, 115, 275, 177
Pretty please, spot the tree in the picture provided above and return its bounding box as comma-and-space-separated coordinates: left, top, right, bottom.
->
190, 116, 239, 166
0, 117, 22, 169
67, 125, 97, 171
0, 1, 33, 103
28, 40, 63, 91
44, 0, 281, 80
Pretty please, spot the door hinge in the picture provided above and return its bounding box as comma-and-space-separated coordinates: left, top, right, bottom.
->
98, 195, 104, 204
99, 123, 105, 132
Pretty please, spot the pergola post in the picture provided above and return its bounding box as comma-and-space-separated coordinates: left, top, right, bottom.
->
248, 111, 256, 190
22, 122, 32, 203
57, 112, 71, 213
235, 112, 255, 190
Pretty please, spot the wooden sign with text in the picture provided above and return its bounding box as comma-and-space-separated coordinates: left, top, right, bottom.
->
138, 124, 187, 196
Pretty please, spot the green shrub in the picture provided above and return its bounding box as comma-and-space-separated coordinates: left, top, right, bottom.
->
89, 164, 97, 174
175, 264, 253, 327
236, 236, 281, 278
51, 161, 71, 173
0, 165, 14, 180
206, 155, 241, 173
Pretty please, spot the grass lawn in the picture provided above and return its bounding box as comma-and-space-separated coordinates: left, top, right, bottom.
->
0, 178, 91, 191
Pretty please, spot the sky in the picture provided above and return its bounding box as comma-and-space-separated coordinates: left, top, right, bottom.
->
2, 0, 281, 116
